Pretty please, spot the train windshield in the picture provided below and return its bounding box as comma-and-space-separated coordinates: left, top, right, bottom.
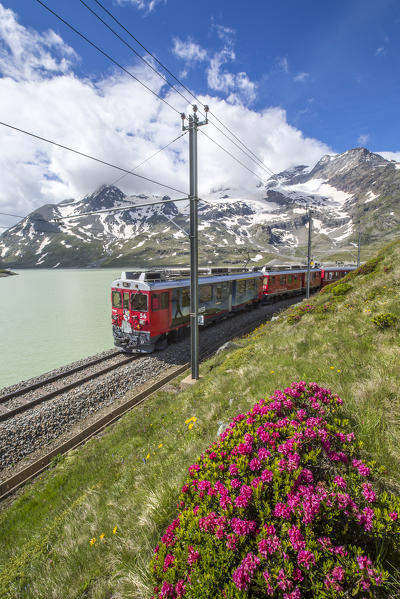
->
131, 292, 148, 312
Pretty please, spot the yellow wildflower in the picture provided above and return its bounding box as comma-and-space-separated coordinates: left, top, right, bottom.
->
146, 453, 150, 460
270, 370, 274, 374
90, 538, 96, 545
113, 526, 118, 534
185, 416, 197, 424
188, 422, 194, 430
330, 366, 335, 370
158, 443, 163, 449
100, 533, 105, 540
337, 370, 341, 373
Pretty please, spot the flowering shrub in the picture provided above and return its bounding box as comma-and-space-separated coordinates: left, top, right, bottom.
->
150, 383, 400, 598
287, 304, 316, 324
371, 312, 398, 330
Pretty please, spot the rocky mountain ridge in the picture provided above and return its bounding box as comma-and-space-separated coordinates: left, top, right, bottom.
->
1, 147, 399, 268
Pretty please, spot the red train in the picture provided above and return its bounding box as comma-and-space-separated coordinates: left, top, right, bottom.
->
111, 265, 354, 353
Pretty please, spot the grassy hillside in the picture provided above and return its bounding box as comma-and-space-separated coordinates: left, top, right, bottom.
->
1, 240, 400, 598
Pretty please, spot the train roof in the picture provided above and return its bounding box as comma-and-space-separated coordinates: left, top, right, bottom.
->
261, 268, 320, 276
320, 266, 355, 272
112, 270, 263, 291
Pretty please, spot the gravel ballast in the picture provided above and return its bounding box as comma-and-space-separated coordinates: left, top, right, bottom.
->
0, 296, 300, 476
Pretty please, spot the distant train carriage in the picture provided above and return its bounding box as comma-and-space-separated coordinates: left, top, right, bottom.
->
261, 268, 321, 301
320, 267, 352, 287
111, 270, 263, 353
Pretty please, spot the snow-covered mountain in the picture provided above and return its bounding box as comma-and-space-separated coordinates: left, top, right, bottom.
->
1, 147, 399, 268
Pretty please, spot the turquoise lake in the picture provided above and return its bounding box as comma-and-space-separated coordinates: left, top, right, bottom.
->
0, 268, 127, 390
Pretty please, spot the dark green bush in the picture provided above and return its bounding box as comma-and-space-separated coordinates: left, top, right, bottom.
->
332, 283, 352, 297
371, 313, 398, 330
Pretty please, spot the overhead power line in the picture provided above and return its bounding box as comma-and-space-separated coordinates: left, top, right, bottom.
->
34, 0, 181, 115
0, 130, 188, 229
208, 111, 276, 176
77, 0, 194, 109
90, 0, 276, 178
109, 131, 187, 188
199, 129, 269, 185
0, 121, 188, 196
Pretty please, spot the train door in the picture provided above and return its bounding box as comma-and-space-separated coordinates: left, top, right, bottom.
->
121, 291, 131, 333
228, 281, 232, 312
150, 291, 170, 334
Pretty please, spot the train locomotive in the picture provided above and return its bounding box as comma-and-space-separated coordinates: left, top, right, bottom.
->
111, 265, 354, 353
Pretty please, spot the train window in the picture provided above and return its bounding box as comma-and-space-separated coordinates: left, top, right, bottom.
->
270, 276, 275, 284
200, 285, 212, 302
287, 275, 293, 284
131, 292, 148, 311
182, 289, 190, 307
216, 285, 222, 303
160, 292, 169, 310
112, 291, 122, 308
238, 280, 246, 293
280, 275, 286, 285
248, 279, 255, 290
151, 294, 160, 311
329, 272, 333, 280
123, 292, 130, 309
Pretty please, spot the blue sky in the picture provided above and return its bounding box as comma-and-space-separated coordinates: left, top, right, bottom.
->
0, 0, 399, 227
12, 0, 400, 152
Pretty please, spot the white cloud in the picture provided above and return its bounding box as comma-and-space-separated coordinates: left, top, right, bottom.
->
172, 38, 207, 63
378, 151, 400, 162
212, 23, 236, 43
116, 0, 165, 12
0, 5, 331, 229
0, 4, 77, 81
357, 134, 370, 146
294, 72, 309, 82
375, 46, 387, 57
205, 20, 256, 104
277, 56, 289, 73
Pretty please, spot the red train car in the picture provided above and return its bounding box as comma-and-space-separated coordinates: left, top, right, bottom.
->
111, 269, 263, 353
320, 267, 353, 287
261, 268, 321, 301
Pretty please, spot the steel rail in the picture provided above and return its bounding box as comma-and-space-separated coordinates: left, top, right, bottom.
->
0, 351, 123, 404
0, 306, 287, 502
0, 354, 139, 422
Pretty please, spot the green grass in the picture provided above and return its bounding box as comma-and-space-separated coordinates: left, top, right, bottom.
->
1, 240, 400, 598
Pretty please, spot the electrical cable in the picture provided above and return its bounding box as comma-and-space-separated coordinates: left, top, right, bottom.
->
0, 120, 188, 196
34, 0, 181, 115
91, 0, 276, 177
77, 0, 194, 109
198, 128, 269, 184
208, 110, 276, 176
109, 131, 187, 187
207, 117, 275, 178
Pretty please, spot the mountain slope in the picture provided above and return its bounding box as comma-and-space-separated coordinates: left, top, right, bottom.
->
1, 147, 399, 268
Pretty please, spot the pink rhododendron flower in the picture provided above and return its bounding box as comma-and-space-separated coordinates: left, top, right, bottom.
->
232, 552, 260, 590
333, 475, 346, 489
362, 482, 377, 503
297, 550, 316, 570
288, 526, 306, 551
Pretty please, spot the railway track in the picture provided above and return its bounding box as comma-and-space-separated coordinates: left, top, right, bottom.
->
0, 304, 290, 502
0, 351, 139, 423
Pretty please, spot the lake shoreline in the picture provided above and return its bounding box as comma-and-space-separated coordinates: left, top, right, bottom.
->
0, 269, 18, 277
